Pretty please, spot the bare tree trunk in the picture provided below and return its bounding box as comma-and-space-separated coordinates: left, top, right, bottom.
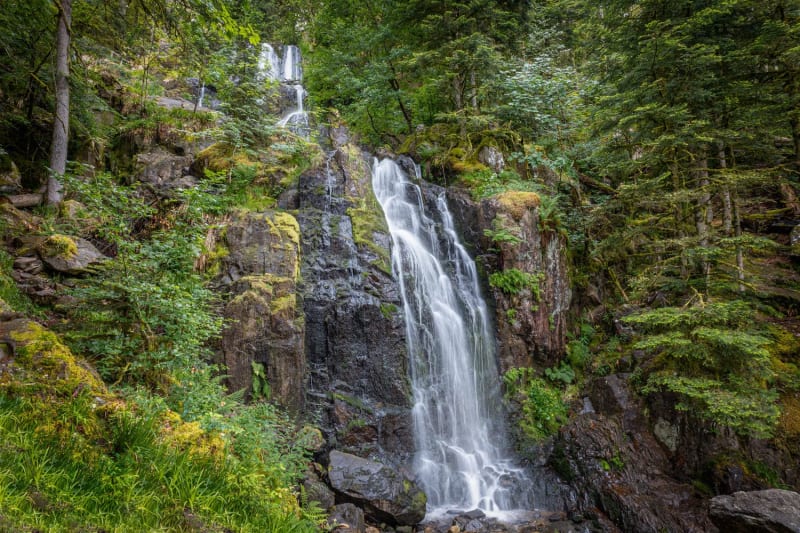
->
694, 150, 712, 243
734, 192, 745, 293
719, 143, 733, 235
47, 0, 71, 206
469, 69, 478, 110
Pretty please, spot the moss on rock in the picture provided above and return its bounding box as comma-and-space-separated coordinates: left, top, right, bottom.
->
495, 191, 540, 220
39, 234, 79, 260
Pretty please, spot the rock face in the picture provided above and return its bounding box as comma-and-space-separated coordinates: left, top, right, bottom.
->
216, 209, 305, 410
445, 188, 571, 370
327, 450, 426, 526
553, 374, 715, 533
297, 128, 412, 461
709, 489, 800, 532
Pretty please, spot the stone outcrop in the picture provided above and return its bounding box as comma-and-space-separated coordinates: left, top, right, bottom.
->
445, 188, 571, 370
327, 450, 426, 526
296, 127, 412, 462
553, 374, 715, 532
216, 209, 305, 410
709, 489, 800, 532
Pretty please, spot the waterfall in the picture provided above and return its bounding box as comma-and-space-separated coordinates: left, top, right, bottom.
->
257, 43, 281, 81
372, 159, 534, 520
276, 44, 309, 137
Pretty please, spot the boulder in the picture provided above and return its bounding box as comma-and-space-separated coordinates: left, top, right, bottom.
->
327, 450, 426, 526
39, 235, 106, 275
304, 473, 336, 511
709, 489, 800, 533
327, 503, 365, 533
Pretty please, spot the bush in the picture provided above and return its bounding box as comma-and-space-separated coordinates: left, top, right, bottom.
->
504, 368, 569, 441
623, 301, 781, 437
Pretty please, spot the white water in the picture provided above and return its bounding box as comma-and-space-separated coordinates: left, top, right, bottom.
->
257, 43, 281, 81
276, 44, 309, 137
372, 159, 534, 519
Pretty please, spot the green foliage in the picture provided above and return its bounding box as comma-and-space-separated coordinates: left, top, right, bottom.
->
504, 368, 569, 441
489, 268, 543, 300
623, 301, 781, 437
484, 216, 523, 246
251, 362, 272, 401
0, 395, 318, 532
380, 303, 399, 319
0, 250, 38, 315
545, 361, 575, 385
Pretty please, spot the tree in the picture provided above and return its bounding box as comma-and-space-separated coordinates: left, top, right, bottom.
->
47, 0, 71, 205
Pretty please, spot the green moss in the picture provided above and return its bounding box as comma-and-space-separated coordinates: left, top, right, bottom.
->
496, 191, 540, 220
380, 303, 398, 319
347, 200, 391, 274
330, 392, 373, 414
39, 234, 79, 259
269, 294, 296, 315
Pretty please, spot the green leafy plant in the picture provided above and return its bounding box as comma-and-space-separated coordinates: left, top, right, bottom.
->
489, 268, 543, 300
504, 368, 569, 441
545, 361, 575, 385
623, 301, 780, 437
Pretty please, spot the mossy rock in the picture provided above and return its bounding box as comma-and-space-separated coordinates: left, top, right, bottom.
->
779, 393, 800, 437
0, 319, 108, 399
0, 202, 42, 234
495, 191, 541, 220
38, 235, 106, 275
39, 234, 79, 260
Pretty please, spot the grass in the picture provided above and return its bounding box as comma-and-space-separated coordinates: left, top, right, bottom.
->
0, 395, 319, 532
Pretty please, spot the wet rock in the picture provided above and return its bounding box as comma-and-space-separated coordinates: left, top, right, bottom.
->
328, 503, 366, 533
304, 471, 335, 511
39, 235, 106, 275
555, 411, 714, 532
327, 450, 426, 526
444, 187, 571, 370
298, 135, 412, 461
589, 374, 633, 416
709, 489, 800, 532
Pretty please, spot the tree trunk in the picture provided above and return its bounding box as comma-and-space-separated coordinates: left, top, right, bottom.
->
734, 192, 745, 293
47, 0, 71, 206
719, 143, 733, 236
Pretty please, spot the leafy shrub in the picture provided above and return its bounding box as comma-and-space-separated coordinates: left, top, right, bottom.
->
622, 301, 780, 437
504, 368, 569, 441
489, 268, 543, 300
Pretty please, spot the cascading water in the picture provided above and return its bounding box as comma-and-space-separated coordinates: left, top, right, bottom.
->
276, 45, 309, 137
372, 159, 535, 520
256, 43, 281, 81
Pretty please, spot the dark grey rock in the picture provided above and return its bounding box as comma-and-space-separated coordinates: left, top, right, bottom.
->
303, 474, 335, 511
709, 489, 800, 533
327, 450, 426, 526
297, 137, 413, 461
327, 503, 366, 533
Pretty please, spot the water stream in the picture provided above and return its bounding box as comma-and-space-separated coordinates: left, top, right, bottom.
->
372, 159, 534, 520
276, 45, 309, 137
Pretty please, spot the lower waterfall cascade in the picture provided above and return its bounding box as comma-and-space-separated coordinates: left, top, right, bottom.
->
372, 158, 536, 520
